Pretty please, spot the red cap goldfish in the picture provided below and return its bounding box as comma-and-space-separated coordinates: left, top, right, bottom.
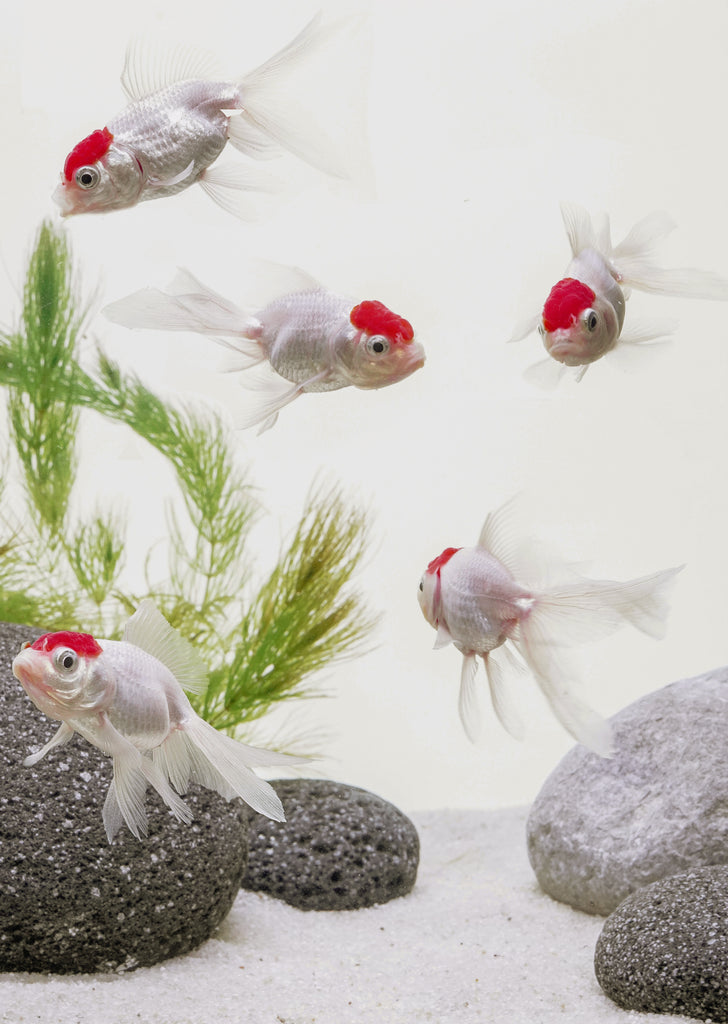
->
417, 501, 682, 754
104, 266, 425, 432
53, 15, 369, 219
12, 601, 299, 842
511, 203, 728, 383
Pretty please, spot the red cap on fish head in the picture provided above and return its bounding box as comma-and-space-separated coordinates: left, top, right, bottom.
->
350, 301, 414, 343
542, 278, 596, 333
426, 547, 461, 576
31, 631, 103, 657
63, 128, 114, 182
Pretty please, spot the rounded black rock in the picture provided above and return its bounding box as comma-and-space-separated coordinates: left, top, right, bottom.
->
0, 621, 249, 973
243, 778, 419, 910
595, 865, 728, 1022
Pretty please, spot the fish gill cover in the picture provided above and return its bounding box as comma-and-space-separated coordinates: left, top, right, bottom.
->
0, 221, 378, 749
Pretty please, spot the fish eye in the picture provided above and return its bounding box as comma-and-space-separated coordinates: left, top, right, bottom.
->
75, 166, 100, 190
419, 579, 424, 592
585, 310, 599, 332
365, 334, 390, 356
53, 647, 79, 674
537, 323, 545, 337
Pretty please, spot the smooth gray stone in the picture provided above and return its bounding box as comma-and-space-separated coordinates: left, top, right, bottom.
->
527, 667, 728, 915
0, 621, 248, 973
243, 778, 419, 910
594, 865, 728, 1021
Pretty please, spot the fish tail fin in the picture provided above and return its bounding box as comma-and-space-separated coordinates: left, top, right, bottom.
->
103, 271, 266, 364
515, 625, 614, 756
156, 714, 304, 821
610, 211, 728, 300
513, 564, 682, 755
235, 12, 373, 187
534, 565, 683, 642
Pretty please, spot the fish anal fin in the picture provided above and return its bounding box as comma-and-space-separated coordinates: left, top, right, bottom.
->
458, 654, 480, 743
483, 648, 525, 741
198, 163, 282, 220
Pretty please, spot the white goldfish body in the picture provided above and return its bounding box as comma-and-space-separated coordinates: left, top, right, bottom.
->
12, 600, 298, 842
104, 268, 425, 431
417, 503, 682, 755
511, 203, 728, 383
53, 15, 369, 218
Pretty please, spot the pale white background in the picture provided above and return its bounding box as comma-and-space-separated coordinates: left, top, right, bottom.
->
2, 0, 727, 813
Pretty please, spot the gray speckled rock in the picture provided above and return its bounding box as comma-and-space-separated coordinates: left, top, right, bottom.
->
527, 666, 728, 915
242, 779, 419, 910
0, 621, 248, 973
594, 866, 728, 1021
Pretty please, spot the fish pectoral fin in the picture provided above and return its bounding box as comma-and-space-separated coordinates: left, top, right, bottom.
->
147, 159, 197, 190
23, 721, 74, 767
507, 313, 541, 344
433, 621, 454, 649
523, 357, 567, 390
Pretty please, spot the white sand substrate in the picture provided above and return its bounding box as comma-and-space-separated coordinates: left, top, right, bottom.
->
0, 807, 691, 1024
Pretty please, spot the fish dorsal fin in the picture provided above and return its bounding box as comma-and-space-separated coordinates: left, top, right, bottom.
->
121, 37, 224, 101
123, 599, 208, 694
560, 202, 596, 258
476, 498, 524, 578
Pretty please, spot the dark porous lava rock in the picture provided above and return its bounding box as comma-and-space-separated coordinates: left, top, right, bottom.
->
527, 667, 728, 915
595, 866, 728, 1021
0, 621, 249, 974
242, 778, 419, 910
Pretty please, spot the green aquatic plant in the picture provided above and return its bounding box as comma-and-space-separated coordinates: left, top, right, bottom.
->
0, 221, 376, 742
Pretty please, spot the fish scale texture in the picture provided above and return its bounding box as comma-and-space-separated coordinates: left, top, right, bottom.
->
0, 621, 249, 974
242, 779, 419, 910
527, 666, 728, 915
594, 866, 728, 1021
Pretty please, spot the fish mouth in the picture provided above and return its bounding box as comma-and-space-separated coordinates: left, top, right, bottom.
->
12, 649, 46, 691
52, 181, 75, 217
544, 333, 587, 367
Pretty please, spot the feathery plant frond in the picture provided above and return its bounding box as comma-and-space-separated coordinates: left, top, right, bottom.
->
199, 487, 377, 732
6, 221, 85, 541
0, 220, 377, 746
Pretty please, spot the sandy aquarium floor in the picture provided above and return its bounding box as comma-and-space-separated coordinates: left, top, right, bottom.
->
0, 807, 691, 1024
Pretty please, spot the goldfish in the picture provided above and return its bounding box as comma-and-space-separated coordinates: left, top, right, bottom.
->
12, 600, 298, 842
510, 203, 728, 383
104, 266, 425, 431
53, 14, 369, 218
417, 502, 682, 755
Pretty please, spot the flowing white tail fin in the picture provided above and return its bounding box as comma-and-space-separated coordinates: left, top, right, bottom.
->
561, 202, 728, 301
513, 565, 682, 755
236, 13, 372, 187
153, 715, 305, 821
104, 270, 257, 338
